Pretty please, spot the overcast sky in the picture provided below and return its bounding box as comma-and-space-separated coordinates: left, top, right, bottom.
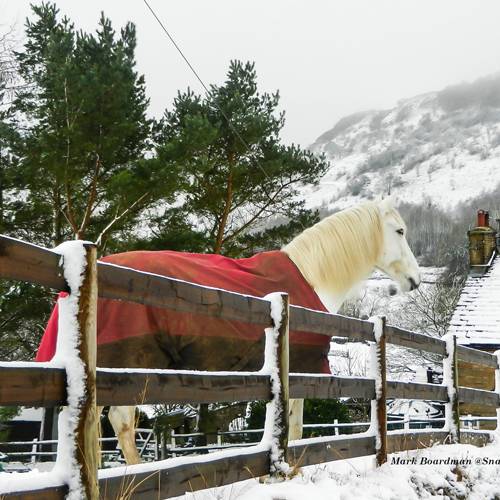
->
3, 0, 500, 146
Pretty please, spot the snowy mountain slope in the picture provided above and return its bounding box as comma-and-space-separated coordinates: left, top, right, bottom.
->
306, 73, 500, 211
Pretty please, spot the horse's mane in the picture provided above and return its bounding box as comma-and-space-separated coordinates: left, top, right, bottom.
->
283, 201, 402, 295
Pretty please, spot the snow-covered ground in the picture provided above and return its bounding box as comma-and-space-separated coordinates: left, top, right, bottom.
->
175, 436, 500, 499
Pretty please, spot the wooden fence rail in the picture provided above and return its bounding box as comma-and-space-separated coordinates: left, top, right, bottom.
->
1, 235, 498, 367
2, 366, 498, 409
0, 234, 499, 500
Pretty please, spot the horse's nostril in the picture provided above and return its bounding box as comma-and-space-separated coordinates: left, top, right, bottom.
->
408, 277, 419, 291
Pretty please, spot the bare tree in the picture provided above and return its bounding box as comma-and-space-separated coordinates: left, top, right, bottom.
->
0, 24, 19, 105
398, 275, 463, 339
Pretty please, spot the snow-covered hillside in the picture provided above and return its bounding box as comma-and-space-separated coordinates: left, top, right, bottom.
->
306, 73, 500, 211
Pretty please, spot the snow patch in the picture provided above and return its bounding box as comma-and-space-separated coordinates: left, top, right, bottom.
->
51, 241, 89, 499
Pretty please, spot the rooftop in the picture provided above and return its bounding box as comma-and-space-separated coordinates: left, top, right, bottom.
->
448, 254, 500, 348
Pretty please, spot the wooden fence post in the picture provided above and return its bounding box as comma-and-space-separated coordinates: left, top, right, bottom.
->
370, 316, 387, 467
264, 292, 290, 480
74, 243, 99, 499
444, 334, 460, 444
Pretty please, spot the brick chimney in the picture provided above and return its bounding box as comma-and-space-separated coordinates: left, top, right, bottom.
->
468, 210, 497, 270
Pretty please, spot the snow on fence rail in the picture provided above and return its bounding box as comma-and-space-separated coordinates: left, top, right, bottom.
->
0, 234, 498, 499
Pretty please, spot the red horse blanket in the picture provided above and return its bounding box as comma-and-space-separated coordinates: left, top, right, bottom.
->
36, 250, 330, 373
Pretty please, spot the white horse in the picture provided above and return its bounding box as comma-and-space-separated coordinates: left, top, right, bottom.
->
106, 198, 421, 463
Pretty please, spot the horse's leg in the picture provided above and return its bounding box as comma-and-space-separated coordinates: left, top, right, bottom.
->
108, 405, 141, 465
288, 398, 304, 441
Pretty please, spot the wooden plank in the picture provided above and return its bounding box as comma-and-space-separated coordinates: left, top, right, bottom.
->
0, 235, 498, 374
99, 449, 269, 500
0, 485, 67, 499
289, 375, 375, 400
6, 431, 491, 500
388, 431, 449, 453
385, 325, 497, 370
0, 235, 67, 290
388, 430, 492, 453
288, 435, 376, 468
98, 261, 272, 326
385, 325, 447, 356
97, 371, 271, 406
461, 431, 493, 447
457, 345, 498, 369
74, 243, 99, 499
289, 306, 374, 341
0, 235, 272, 325
459, 387, 500, 407
387, 381, 448, 401
0, 365, 66, 406
6, 365, 496, 410
12, 367, 483, 409
0, 365, 271, 407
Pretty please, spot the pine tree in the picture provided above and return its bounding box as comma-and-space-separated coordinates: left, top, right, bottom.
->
150, 60, 329, 255
0, 3, 178, 360
11, 3, 176, 248
149, 61, 329, 440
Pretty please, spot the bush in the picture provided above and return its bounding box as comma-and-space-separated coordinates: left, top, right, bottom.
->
246, 399, 351, 437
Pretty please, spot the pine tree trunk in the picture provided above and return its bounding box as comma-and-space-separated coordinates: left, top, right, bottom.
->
213, 167, 234, 254
0, 162, 4, 232
53, 187, 63, 245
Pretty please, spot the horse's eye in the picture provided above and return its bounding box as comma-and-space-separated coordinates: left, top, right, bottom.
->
396, 228, 404, 236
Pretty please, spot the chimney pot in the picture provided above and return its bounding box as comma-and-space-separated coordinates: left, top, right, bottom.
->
477, 209, 489, 227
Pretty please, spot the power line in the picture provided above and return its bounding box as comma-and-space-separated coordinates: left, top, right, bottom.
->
142, 0, 272, 184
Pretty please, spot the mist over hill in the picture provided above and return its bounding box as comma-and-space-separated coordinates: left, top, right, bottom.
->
306, 73, 500, 213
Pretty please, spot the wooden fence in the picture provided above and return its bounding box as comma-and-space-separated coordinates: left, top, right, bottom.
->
0, 234, 499, 499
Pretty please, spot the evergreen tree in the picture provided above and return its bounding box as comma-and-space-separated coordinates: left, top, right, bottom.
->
150, 60, 329, 255
148, 61, 329, 438
0, 23, 19, 236
11, 3, 176, 248
0, 3, 178, 360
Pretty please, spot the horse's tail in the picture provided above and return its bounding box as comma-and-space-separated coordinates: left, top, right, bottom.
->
35, 292, 67, 362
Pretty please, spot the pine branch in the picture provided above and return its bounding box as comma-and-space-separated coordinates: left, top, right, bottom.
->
63, 77, 78, 236
95, 191, 150, 247
220, 179, 294, 246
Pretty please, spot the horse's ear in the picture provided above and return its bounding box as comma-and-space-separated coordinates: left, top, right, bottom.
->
379, 196, 394, 216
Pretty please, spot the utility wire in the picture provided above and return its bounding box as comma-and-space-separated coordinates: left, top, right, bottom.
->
142, 0, 272, 184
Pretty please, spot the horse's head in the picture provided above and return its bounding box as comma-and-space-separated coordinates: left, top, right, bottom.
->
375, 198, 421, 292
